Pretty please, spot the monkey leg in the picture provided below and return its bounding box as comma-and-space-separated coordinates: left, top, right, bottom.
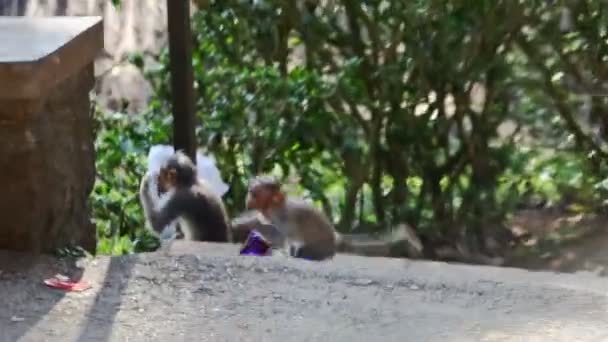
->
175, 222, 185, 239
290, 242, 335, 261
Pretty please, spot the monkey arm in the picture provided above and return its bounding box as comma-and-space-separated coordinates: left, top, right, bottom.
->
140, 173, 179, 233
147, 190, 186, 233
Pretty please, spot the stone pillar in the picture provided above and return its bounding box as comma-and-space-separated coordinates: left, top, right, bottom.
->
0, 17, 103, 253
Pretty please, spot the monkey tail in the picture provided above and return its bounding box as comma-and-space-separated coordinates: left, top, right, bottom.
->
336, 236, 393, 257
336, 224, 424, 258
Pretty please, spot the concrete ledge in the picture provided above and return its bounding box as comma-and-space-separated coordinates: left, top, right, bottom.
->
1, 246, 607, 340
0, 16, 103, 99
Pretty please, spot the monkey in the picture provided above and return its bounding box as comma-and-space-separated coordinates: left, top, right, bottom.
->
244, 175, 427, 260
245, 175, 337, 261
139, 151, 231, 242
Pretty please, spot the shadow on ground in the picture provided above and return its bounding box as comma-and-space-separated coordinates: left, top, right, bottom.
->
0, 250, 137, 341
0, 251, 83, 341
74, 256, 136, 342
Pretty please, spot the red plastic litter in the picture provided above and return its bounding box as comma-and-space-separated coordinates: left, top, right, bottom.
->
43, 274, 92, 292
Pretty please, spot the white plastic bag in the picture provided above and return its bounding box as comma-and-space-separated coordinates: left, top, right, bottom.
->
147, 144, 175, 177
146, 144, 230, 197
195, 151, 230, 197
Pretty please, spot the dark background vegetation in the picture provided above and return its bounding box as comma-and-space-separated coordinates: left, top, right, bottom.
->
92, 0, 608, 260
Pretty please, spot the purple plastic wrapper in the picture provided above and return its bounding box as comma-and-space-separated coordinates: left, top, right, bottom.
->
239, 230, 272, 256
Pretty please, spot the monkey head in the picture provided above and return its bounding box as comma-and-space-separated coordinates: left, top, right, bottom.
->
157, 151, 197, 192
246, 175, 286, 214
157, 167, 177, 193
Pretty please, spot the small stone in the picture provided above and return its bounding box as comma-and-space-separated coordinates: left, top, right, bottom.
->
10, 316, 24, 322
351, 278, 375, 286
241, 258, 255, 268
254, 267, 268, 273
53, 274, 70, 282
409, 284, 420, 290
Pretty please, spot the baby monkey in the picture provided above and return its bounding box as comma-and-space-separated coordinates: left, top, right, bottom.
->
139, 151, 231, 242
246, 176, 337, 261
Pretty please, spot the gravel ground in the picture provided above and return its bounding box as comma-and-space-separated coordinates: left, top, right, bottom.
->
1, 242, 607, 342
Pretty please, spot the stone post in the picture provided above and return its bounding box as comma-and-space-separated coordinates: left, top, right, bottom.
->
0, 17, 103, 253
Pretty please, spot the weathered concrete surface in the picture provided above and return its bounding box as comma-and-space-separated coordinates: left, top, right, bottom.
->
0, 16, 103, 99
0, 16, 101, 62
1, 243, 607, 341
0, 17, 102, 253
0, 0, 182, 113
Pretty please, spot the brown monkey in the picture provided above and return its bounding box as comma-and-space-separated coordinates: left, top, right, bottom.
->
244, 176, 425, 260
139, 151, 231, 242
246, 175, 337, 260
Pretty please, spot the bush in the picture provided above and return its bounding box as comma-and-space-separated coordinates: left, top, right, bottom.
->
91, 105, 170, 254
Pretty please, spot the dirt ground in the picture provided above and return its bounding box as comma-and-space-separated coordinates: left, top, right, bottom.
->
504, 209, 608, 276
1, 243, 608, 342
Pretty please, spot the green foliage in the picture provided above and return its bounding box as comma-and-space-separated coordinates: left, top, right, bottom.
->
54, 245, 90, 259
91, 106, 168, 255
498, 148, 600, 211
157, 0, 523, 243
92, 0, 608, 255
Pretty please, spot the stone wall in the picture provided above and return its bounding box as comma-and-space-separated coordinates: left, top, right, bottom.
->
0, 17, 103, 253
0, 67, 97, 252
0, 0, 177, 114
